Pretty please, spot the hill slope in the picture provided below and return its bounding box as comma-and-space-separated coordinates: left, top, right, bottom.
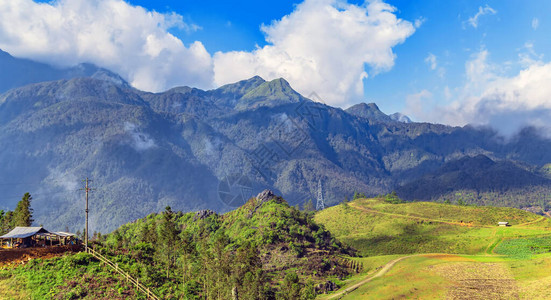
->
315, 197, 551, 256
0, 191, 357, 299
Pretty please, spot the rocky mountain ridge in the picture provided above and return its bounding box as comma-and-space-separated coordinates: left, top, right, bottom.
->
1, 49, 551, 232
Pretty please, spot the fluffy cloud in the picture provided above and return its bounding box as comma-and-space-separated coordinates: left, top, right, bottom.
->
0, 0, 415, 107
0, 0, 214, 92
412, 49, 551, 136
213, 0, 416, 107
465, 5, 497, 29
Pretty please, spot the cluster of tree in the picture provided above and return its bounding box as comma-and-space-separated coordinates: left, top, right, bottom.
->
383, 191, 404, 204
0, 193, 34, 235
352, 192, 366, 200
94, 198, 352, 299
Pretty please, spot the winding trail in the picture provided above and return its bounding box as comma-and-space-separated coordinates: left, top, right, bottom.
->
320, 254, 419, 300
348, 202, 489, 228
321, 202, 551, 299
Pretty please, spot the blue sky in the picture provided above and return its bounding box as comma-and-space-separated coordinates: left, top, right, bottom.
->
3, 0, 551, 133
120, 0, 551, 113
129, 0, 551, 121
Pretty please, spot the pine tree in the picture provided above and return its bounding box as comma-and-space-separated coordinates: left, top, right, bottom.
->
13, 193, 33, 227
159, 206, 180, 278
0, 210, 5, 235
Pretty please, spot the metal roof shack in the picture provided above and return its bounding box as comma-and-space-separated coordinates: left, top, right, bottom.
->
498, 222, 510, 227
0, 227, 50, 239
0, 227, 77, 248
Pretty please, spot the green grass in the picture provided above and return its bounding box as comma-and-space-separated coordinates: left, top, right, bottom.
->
315, 198, 551, 299
494, 236, 551, 259
341, 256, 450, 300
316, 198, 551, 256
0, 253, 147, 299
353, 198, 544, 226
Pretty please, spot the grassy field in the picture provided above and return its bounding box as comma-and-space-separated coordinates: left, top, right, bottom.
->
315, 198, 551, 256
315, 198, 551, 299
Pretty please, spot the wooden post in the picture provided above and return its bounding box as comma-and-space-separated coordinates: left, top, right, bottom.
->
85, 178, 89, 249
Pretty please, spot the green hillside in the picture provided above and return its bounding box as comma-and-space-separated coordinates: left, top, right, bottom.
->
314, 197, 551, 299
1, 191, 357, 299
315, 197, 551, 256
4, 194, 551, 299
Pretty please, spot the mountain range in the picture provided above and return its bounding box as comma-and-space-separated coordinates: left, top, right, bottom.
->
1, 49, 551, 233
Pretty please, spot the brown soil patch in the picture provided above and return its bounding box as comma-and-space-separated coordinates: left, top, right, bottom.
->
422, 254, 475, 262
433, 262, 519, 300
0, 245, 82, 266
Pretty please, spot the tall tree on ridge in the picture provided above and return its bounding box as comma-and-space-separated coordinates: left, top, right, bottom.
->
14, 193, 33, 227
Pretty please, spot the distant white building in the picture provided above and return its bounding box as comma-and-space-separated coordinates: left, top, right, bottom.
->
498, 222, 509, 227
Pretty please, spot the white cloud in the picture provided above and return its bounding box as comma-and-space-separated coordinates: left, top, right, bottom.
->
532, 18, 539, 30
518, 42, 544, 68
414, 50, 551, 136
0, 0, 214, 92
465, 5, 497, 29
47, 168, 78, 192
404, 89, 433, 119
414, 17, 426, 28
0, 0, 416, 108
213, 0, 416, 107
124, 122, 156, 151
425, 53, 437, 70
425, 53, 446, 78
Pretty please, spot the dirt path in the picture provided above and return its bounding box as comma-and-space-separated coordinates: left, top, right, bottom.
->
348, 202, 489, 228
484, 228, 500, 255
320, 253, 519, 300
320, 254, 420, 300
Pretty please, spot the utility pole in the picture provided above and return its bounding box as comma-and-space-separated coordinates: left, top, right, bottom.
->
80, 178, 93, 249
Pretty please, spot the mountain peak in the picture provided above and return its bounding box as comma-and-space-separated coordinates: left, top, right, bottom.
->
236, 77, 303, 110
209, 76, 266, 108
345, 102, 391, 122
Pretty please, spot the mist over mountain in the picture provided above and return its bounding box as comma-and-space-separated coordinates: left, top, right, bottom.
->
1, 50, 551, 233
0, 49, 129, 94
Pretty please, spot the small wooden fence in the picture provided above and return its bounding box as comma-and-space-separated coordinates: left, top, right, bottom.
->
85, 247, 160, 300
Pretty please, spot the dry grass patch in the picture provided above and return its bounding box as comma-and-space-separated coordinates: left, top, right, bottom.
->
433, 262, 519, 300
